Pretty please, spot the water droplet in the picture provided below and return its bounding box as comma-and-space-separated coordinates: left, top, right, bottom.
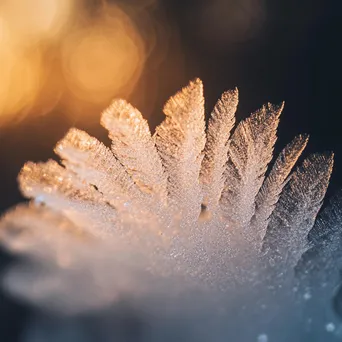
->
326, 323, 335, 333
303, 292, 311, 300
34, 195, 45, 204
257, 333, 268, 342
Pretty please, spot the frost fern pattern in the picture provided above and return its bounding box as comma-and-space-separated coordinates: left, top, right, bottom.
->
0, 79, 339, 338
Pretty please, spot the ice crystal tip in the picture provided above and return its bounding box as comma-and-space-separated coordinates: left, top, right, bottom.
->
163, 78, 204, 119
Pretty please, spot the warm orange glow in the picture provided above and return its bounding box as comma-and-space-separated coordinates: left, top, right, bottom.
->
0, 0, 73, 42
62, 5, 144, 108
0, 21, 42, 123
0, 0, 74, 124
0, 0, 174, 125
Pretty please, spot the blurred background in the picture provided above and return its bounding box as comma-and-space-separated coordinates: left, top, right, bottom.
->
0, 0, 342, 340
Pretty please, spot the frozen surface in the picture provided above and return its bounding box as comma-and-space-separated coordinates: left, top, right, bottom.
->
0, 79, 341, 341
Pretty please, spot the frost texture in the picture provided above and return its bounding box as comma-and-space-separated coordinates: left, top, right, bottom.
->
0, 79, 341, 341
154, 79, 206, 222
221, 102, 283, 230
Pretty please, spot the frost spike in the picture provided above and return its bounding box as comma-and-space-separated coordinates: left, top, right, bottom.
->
154, 78, 206, 222
18, 160, 118, 237
0, 204, 90, 260
200, 88, 238, 213
55, 128, 139, 202
18, 160, 102, 204
252, 134, 309, 243
101, 99, 167, 202
299, 191, 342, 287
220, 102, 284, 230
263, 153, 334, 268
309, 191, 342, 246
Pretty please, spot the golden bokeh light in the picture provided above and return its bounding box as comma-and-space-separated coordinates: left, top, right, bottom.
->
0, 24, 43, 124
62, 4, 144, 108
0, 0, 172, 125
0, 0, 74, 124
0, 0, 73, 42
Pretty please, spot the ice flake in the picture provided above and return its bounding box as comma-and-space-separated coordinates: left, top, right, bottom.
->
0, 79, 340, 342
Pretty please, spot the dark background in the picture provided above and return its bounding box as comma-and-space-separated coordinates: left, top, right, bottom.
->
1, 0, 342, 340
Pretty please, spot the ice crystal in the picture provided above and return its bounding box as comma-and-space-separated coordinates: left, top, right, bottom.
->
0, 79, 341, 341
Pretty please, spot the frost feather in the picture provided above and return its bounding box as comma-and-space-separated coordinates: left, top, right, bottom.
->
154, 78, 206, 222
101, 99, 167, 202
220, 102, 284, 231
201, 88, 238, 213
252, 134, 309, 243
263, 153, 334, 268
